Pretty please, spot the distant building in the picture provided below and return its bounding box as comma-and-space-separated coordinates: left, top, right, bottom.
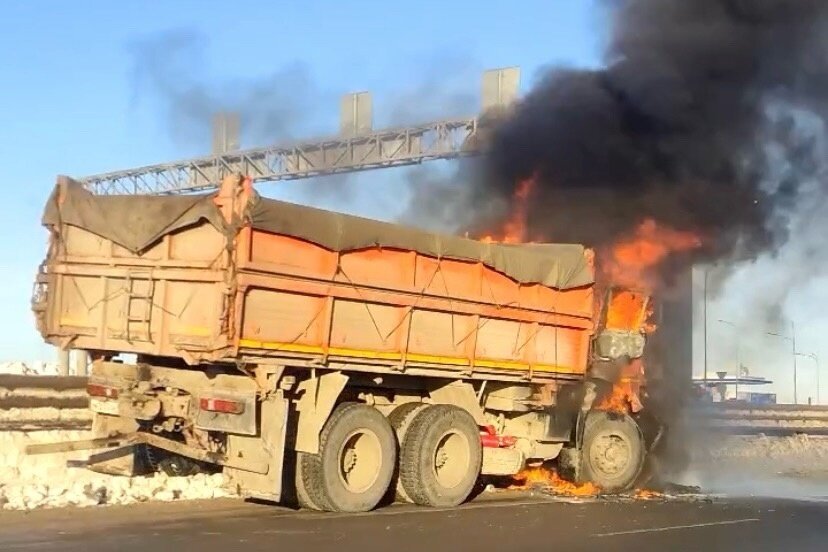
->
692, 371, 773, 403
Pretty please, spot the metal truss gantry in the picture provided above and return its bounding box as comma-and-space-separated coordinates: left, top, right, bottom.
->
81, 117, 480, 195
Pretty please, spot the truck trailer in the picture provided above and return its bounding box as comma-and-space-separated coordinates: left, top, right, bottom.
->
29, 174, 653, 512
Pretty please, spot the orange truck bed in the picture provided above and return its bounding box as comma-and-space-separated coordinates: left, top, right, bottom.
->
34, 175, 597, 382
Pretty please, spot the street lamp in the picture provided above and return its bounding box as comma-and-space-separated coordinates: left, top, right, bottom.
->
795, 352, 820, 405
703, 268, 709, 385
718, 319, 741, 400
767, 320, 798, 405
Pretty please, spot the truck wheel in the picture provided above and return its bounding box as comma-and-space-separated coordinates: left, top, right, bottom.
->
299, 403, 396, 513
386, 402, 429, 503
157, 454, 201, 477
294, 453, 323, 511
399, 404, 482, 508
144, 444, 205, 477
579, 411, 645, 492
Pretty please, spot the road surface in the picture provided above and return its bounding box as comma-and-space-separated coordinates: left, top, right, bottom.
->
0, 491, 825, 551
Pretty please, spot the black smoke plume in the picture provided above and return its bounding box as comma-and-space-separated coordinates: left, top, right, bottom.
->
467, 0, 828, 285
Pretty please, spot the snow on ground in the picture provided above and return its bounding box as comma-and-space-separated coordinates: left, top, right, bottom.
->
0, 430, 235, 511
2, 424, 828, 510
691, 433, 828, 473
678, 433, 828, 500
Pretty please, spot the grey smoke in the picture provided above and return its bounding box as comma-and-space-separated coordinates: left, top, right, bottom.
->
128, 29, 481, 208
128, 28, 325, 148
385, 54, 480, 126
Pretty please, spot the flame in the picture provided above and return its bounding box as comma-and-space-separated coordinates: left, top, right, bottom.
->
633, 489, 664, 500
480, 177, 536, 243
597, 382, 633, 414
602, 218, 702, 291
510, 466, 600, 497
508, 466, 663, 500
604, 289, 652, 333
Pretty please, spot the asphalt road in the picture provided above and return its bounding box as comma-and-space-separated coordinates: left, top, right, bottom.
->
0, 491, 826, 552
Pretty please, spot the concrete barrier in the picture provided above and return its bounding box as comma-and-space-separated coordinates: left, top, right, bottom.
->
0, 375, 91, 431
689, 403, 828, 435
3, 374, 828, 435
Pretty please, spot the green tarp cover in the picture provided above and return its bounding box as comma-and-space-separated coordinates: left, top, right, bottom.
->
43, 179, 594, 290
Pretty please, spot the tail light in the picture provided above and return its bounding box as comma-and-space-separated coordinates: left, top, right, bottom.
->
87, 383, 119, 399
200, 397, 245, 415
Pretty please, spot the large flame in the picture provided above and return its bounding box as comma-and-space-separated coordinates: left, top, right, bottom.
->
510, 466, 601, 497
475, 185, 701, 421
596, 290, 652, 415
481, 177, 536, 243
596, 359, 645, 414
601, 218, 702, 292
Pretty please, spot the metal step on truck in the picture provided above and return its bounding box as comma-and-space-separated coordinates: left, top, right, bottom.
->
28, 174, 655, 512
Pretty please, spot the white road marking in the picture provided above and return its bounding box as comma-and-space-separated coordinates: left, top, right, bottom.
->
592, 518, 761, 537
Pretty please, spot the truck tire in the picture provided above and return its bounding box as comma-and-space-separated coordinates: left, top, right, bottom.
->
157, 454, 201, 477
386, 402, 429, 503
398, 404, 482, 508
298, 402, 396, 513
144, 442, 208, 477
294, 453, 323, 511
579, 411, 645, 492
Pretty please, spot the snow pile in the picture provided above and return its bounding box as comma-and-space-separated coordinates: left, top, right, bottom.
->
0, 430, 236, 511
702, 434, 828, 460
677, 433, 828, 499
691, 433, 828, 476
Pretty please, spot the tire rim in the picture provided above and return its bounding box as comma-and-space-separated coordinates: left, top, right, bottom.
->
588, 431, 632, 478
337, 429, 382, 493
433, 430, 471, 489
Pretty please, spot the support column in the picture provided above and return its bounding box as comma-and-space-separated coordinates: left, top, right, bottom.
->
73, 350, 90, 376
57, 348, 70, 376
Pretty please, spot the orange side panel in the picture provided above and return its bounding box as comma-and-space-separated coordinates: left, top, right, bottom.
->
237, 228, 596, 377
41, 217, 596, 378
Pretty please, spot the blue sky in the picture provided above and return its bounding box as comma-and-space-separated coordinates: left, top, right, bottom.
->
0, 1, 822, 404
0, 1, 603, 362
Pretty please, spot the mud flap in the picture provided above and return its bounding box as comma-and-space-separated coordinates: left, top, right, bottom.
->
556, 446, 582, 483
88, 413, 143, 476
632, 409, 668, 488
557, 380, 596, 483
79, 445, 145, 476
224, 394, 289, 502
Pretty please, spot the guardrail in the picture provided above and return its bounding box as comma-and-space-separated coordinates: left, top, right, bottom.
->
0, 375, 91, 431
689, 403, 828, 435
2, 375, 828, 435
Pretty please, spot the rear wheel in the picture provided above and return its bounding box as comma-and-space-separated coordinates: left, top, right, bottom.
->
294, 453, 323, 510
298, 403, 396, 512
398, 404, 482, 508
157, 454, 201, 477
578, 411, 645, 492
386, 402, 429, 503
143, 442, 210, 477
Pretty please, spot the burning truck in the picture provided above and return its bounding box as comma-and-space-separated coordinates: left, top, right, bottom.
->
28, 173, 678, 512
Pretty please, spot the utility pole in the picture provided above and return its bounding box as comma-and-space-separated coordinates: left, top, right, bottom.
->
795, 351, 819, 405
791, 320, 797, 405
703, 268, 709, 385
719, 319, 740, 400
768, 320, 799, 404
